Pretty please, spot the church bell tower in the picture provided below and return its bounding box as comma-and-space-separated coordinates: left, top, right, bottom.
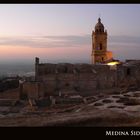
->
91, 18, 108, 64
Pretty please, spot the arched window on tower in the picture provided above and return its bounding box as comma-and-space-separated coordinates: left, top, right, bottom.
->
102, 57, 104, 61
100, 43, 102, 50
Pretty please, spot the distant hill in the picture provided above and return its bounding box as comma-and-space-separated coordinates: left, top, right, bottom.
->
0, 64, 34, 77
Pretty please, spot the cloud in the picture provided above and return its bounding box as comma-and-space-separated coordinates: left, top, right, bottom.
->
0, 34, 140, 51
108, 35, 140, 60
0, 34, 140, 62
0, 34, 91, 48
43, 35, 91, 45
109, 35, 140, 46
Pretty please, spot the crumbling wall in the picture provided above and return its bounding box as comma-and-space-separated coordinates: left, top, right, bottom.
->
22, 82, 38, 99
117, 65, 140, 90
21, 82, 44, 99
34, 63, 117, 97
21, 59, 140, 100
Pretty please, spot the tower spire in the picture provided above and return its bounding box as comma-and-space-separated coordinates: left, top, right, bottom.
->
98, 17, 101, 23
98, 13, 101, 22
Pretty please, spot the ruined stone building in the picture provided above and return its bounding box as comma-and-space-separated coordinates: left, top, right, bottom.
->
20, 58, 140, 100
33, 57, 117, 97
19, 18, 140, 100
91, 18, 113, 64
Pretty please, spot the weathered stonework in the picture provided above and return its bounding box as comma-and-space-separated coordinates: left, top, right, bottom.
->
19, 18, 140, 100
20, 58, 140, 100
22, 57, 117, 99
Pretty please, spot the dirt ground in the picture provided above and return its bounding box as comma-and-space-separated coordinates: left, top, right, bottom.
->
0, 89, 140, 126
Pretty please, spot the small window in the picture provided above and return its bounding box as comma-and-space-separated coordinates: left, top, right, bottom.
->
126, 68, 131, 76
64, 67, 68, 73
102, 57, 104, 61
65, 83, 70, 87
100, 43, 102, 50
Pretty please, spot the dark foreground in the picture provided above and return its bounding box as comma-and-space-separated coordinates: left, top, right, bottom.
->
0, 89, 140, 126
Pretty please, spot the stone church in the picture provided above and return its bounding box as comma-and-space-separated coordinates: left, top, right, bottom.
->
91, 18, 113, 64
19, 18, 140, 100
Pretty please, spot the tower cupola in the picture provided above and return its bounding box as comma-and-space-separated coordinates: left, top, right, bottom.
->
95, 18, 104, 32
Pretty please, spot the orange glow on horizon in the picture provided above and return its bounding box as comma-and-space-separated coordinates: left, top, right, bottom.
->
0, 45, 90, 61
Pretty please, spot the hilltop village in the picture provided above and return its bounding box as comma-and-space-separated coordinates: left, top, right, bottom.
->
0, 18, 140, 126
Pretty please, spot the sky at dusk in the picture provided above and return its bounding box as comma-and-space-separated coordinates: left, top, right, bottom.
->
0, 4, 140, 64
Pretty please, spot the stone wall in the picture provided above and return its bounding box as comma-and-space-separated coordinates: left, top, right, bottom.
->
21, 59, 140, 99
21, 82, 44, 99
117, 64, 140, 89
33, 62, 117, 97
